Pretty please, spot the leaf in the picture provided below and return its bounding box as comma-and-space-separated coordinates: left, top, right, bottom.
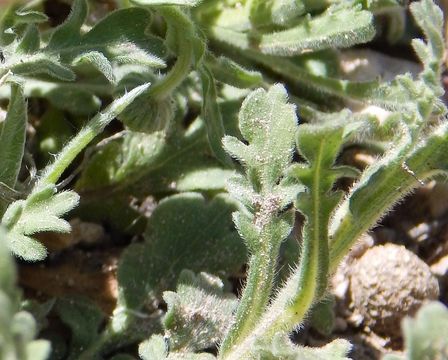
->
2, 185, 80, 261
410, 0, 444, 95
139, 336, 167, 360
206, 55, 263, 89
0, 227, 16, 298
10, 54, 76, 81
400, 301, 448, 360
72, 51, 116, 84
76, 119, 235, 196
55, 297, 105, 359
16, 24, 40, 54
0, 83, 26, 214
220, 84, 299, 354
223, 84, 297, 188
131, 0, 201, 5
309, 297, 335, 336
139, 335, 216, 360
248, 0, 306, 28
0, 227, 51, 360
199, 65, 233, 167
210, 6, 374, 55
163, 270, 238, 352
254, 334, 352, 360
46, 0, 166, 68
116, 193, 246, 313
46, 86, 101, 115
14, 9, 49, 24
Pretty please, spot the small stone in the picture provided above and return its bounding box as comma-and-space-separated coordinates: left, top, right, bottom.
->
349, 244, 439, 339
431, 255, 448, 277
407, 222, 430, 243
70, 218, 106, 245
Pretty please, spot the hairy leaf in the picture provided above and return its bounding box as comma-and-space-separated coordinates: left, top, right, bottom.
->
116, 193, 245, 316
1, 186, 79, 261
46, 0, 166, 68
0, 83, 26, 215
163, 270, 237, 352
254, 334, 351, 360
206, 55, 263, 89
199, 65, 233, 166
55, 297, 105, 360
0, 228, 51, 360
383, 302, 448, 360
131, 0, 201, 5
223, 84, 297, 188
210, 6, 374, 56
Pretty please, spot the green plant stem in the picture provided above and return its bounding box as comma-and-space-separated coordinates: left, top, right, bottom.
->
329, 123, 448, 271
148, 7, 194, 101
222, 224, 319, 360
34, 83, 150, 189
219, 234, 282, 356
148, 39, 192, 100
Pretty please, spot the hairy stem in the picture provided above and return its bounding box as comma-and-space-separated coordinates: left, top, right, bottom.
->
35, 83, 150, 189
329, 123, 448, 271
148, 7, 194, 101
219, 233, 282, 356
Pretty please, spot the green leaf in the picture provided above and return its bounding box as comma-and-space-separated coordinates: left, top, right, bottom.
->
16, 24, 40, 54
10, 54, 76, 81
0, 227, 16, 298
199, 65, 233, 167
116, 193, 246, 313
223, 84, 297, 188
310, 297, 335, 336
220, 84, 299, 354
399, 301, 448, 360
139, 335, 216, 360
131, 0, 201, 5
2, 185, 79, 261
46, 86, 101, 115
248, 0, 316, 28
0, 83, 26, 214
72, 51, 116, 84
410, 0, 444, 95
254, 334, 351, 360
210, 6, 374, 55
0, 227, 51, 360
55, 297, 105, 360
46, 0, 166, 68
139, 336, 167, 360
14, 9, 49, 24
163, 270, 237, 352
77, 119, 235, 196
206, 55, 263, 89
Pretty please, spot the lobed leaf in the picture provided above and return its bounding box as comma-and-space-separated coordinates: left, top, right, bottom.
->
223, 84, 297, 189
2, 186, 79, 261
